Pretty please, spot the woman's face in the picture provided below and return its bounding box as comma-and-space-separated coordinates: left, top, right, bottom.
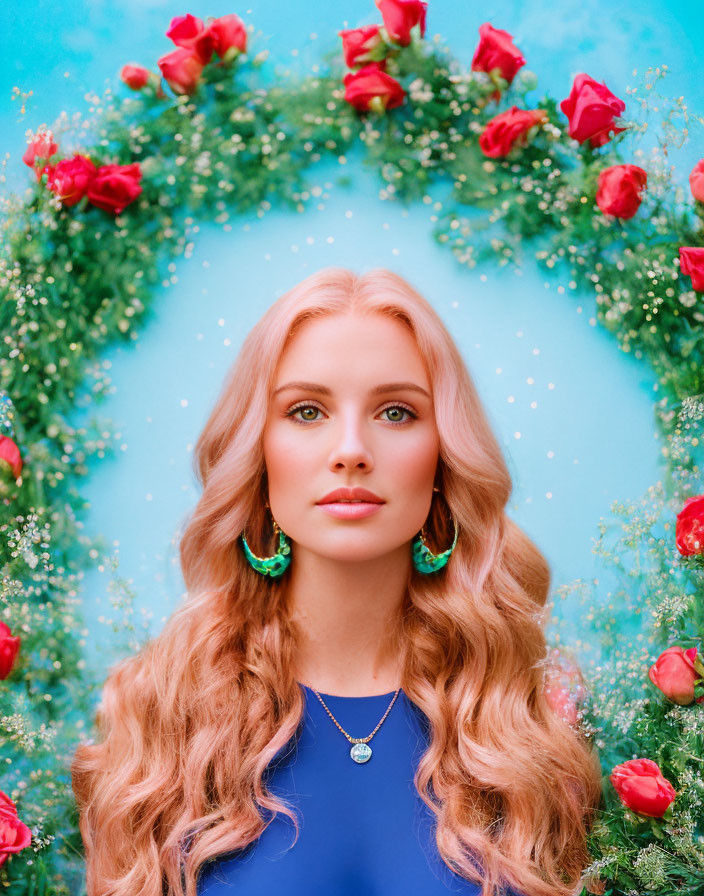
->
263, 311, 440, 563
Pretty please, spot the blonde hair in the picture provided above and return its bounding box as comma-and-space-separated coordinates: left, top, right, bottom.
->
71, 266, 602, 896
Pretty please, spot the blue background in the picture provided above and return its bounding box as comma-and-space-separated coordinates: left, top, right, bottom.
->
2, 1, 702, 676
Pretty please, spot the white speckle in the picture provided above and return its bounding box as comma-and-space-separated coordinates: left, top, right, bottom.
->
547, 450, 555, 459
548, 382, 555, 390
546, 492, 553, 499
480, 274, 487, 281
146, 493, 153, 501
345, 210, 353, 218
516, 330, 524, 338
530, 401, 537, 409
202, 260, 210, 267
392, 247, 399, 255
224, 337, 231, 346
218, 318, 225, 327
180, 399, 188, 407
532, 347, 540, 355
326, 236, 334, 244
514, 432, 521, 439
306, 236, 315, 244
526, 377, 534, 384
507, 395, 515, 403
496, 367, 502, 374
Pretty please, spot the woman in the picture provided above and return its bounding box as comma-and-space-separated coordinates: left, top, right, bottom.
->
71, 266, 603, 896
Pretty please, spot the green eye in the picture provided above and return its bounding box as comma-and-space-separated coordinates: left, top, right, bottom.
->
285, 403, 417, 426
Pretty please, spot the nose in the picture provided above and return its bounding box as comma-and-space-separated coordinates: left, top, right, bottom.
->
327, 410, 374, 471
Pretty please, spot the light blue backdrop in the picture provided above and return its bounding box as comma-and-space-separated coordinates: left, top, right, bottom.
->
2, 1, 702, 675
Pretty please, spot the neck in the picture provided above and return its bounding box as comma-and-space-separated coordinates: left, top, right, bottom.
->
285, 542, 409, 697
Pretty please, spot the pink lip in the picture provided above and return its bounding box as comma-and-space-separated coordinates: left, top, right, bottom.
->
317, 502, 384, 519
317, 486, 384, 504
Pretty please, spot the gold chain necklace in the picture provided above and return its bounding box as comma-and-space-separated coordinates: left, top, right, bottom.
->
311, 687, 402, 763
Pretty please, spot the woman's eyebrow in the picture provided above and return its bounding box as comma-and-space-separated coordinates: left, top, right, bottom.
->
272, 381, 431, 398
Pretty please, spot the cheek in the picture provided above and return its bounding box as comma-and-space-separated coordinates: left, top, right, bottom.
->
263, 425, 315, 486
385, 432, 438, 484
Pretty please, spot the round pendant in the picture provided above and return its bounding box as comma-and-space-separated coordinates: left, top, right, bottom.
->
350, 742, 372, 763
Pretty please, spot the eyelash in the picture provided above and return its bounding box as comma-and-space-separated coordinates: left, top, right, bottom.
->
284, 402, 418, 427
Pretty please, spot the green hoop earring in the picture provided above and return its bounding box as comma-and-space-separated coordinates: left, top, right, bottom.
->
412, 488, 459, 574
240, 504, 291, 578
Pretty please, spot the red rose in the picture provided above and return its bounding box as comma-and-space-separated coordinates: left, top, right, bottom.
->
165, 13, 216, 65
0, 789, 32, 868
45, 154, 97, 206
203, 14, 247, 63
120, 63, 151, 90
679, 248, 704, 293
0, 435, 22, 481
374, 0, 427, 47
690, 159, 704, 203
560, 73, 627, 148
478, 105, 548, 158
158, 46, 204, 96
0, 621, 20, 680
86, 163, 142, 216
609, 758, 676, 818
676, 493, 704, 554
22, 130, 58, 181
339, 25, 385, 68
649, 645, 703, 705
343, 62, 405, 113
595, 164, 647, 219
471, 23, 526, 87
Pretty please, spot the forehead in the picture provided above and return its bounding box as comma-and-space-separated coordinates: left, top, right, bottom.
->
275, 313, 429, 385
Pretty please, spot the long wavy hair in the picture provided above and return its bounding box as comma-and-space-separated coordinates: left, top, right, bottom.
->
71, 266, 603, 896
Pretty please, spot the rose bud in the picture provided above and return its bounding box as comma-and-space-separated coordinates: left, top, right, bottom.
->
157, 47, 205, 96
648, 645, 702, 705
560, 73, 627, 148
343, 62, 405, 113
374, 0, 427, 47
471, 22, 526, 88
689, 159, 704, 203
0, 790, 32, 868
0, 435, 22, 481
595, 164, 647, 219
609, 757, 676, 818
204, 13, 247, 63
22, 130, 58, 180
0, 622, 20, 680
339, 25, 386, 68
678, 248, 704, 294
86, 163, 142, 216
478, 106, 548, 158
120, 63, 151, 90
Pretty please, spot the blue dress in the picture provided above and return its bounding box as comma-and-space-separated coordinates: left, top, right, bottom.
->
196, 684, 520, 895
